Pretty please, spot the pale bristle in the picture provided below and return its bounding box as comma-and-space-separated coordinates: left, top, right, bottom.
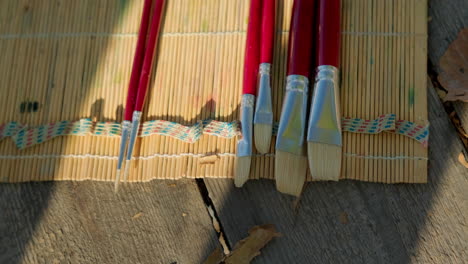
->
234, 156, 252, 187
114, 169, 121, 193
123, 160, 131, 183
275, 151, 307, 196
308, 142, 342, 181
254, 124, 272, 154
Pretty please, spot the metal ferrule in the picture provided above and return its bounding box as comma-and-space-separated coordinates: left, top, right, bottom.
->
117, 120, 131, 170
126, 111, 142, 160
275, 75, 309, 156
307, 65, 342, 146
237, 94, 255, 157
254, 63, 273, 125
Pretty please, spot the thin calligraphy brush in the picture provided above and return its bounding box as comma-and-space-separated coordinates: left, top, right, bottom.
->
234, 0, 263, 187
123, 0, 166, 183
275, 0, 315, 196
254, 0, 276, 154
115, 0, 153, 192
307, 0, 342, 181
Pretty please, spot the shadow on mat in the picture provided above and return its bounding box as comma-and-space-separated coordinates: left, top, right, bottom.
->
0, 0, 134, 263
0, 0, 218, 262
197, 1, 468, 262
202, 81, 467, 263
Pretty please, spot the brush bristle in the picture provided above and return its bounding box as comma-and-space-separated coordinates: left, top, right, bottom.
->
234, 156, 252, 187
275, 150, 307, 196
114, 169, 121, 193
254, 124, 272, 154
123, 160, 131, 183
308, 142, 342, 181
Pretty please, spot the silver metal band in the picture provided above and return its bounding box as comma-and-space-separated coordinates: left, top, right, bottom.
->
117, 120, 131, 170
275, 75, 309, 155
285, 75, 309, 93
237, 94, 255, 157
241, 93, 255, 108
307, 65, 342, 146
254, 63, 273, 125
126, 111, 142, 160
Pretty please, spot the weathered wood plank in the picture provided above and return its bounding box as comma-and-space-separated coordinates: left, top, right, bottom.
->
205, 82, 468, 263
0, 180, 219, 264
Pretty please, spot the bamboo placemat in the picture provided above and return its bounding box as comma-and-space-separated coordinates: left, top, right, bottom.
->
0, 0, 428, 183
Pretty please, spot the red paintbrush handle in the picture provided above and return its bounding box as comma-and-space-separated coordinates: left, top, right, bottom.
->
135, 0, 165, 111
317, 0, 341, 67
260, 0, 275, 64
287, 0, 315, 77
243, 0, 263, 96
123, 0, 153, 121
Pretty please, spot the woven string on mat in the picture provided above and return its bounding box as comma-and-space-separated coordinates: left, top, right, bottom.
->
0, 114, 428, 149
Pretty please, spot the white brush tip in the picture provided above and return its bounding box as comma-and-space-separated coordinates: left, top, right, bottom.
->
234, 156, 252, 187
114, 169, 121, 193
275, 150, 307, 196
254, 124, 272, 154
123, 160, 131, 183
307, 142, 342, 181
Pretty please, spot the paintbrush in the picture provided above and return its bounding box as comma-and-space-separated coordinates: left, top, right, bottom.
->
307, 0, 342, 181
123, 0, 166, 183
115, 0, 153, 192
254, 0, 276, 154
275, 0, 315, 196
234, 0, 263, 187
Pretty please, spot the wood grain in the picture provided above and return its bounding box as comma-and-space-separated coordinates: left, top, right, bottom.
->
0, 179, 219, 264
205, 82, 468, 263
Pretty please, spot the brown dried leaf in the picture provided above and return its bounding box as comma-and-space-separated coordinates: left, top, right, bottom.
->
448, 111, 468, 148
203, 225, 281, 264
438, 28, 468, 102
203, 247, 225, 264
224, 224, 281, 264
435, 85, 447, 100
339, 212, 349, 224
458, 153, 468, 168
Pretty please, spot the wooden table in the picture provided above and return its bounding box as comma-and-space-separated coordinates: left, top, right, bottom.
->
1, 1, 467, 263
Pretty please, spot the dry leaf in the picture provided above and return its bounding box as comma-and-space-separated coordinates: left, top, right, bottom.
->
203, 247, 225, 264
339, 212, 349, 224
448, 111, 468, 148
458, 153, 468, 168
199, 154, 220, 164
225, 224, 281, 264
435, 85, 448, 100
204, 224, 281, 264
438, 28, 468, 102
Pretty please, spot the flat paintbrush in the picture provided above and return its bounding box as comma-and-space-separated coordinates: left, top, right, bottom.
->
254, 0, 276, 154
275, 0, 315, 196
123, 0, 166, 183
307, 0, 342, 181
234, 0, 263, 187
115, 0, 153, 192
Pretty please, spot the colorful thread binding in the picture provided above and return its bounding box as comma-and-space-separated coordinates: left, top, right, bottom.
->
0, 114, 428, 149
